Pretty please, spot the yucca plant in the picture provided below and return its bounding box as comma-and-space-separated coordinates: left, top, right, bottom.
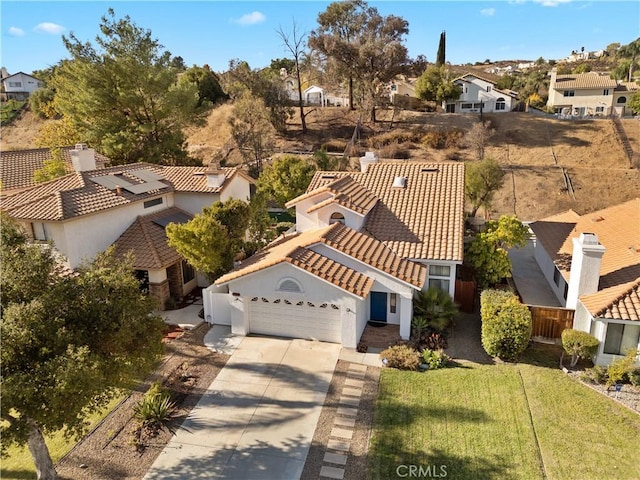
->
411, 315, 429, 341
413, 287, 458, 332
133, 391, 176, 433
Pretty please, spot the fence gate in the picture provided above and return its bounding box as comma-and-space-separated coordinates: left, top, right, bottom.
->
528, 306, 574, 341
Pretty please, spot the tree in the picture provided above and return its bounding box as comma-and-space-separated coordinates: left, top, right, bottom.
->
33, 148, 67, 183
51, 9, 201, 165
413, 286, 458, 332
628, 91, 640, 115
34, 117, 83, 149
268, 57, 296, 75
465, 157, 504, 218
465, 215, 529, 288
277, 22, 310, 134
464, 121, 495, 161
561, 329, 599, 367
480, 289, 532, 361
436, 31, 446, 66
228, 92, 275, 175
406, 54, 429, 77
309, 0, 409, 122
616, 37, 640, 82
166, 199, 250, 280
572, 63, 591, 74
415, 65, 462, 106
257, 155, 316, 207
0, 217, 164, 480
180, 65, 227, 107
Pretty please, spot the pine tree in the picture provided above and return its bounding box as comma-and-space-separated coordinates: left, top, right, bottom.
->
436, 31, 446, 66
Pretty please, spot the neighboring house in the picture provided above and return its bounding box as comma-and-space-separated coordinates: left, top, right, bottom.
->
529, 199, 640, 365
546, 68, 639, 117
280, 68, 300, 102
446, 73, 518, 113
0, 146, 111, 197
0, 144, 254, 307
1, 71, 43, 100
209, 156, 465, 348
388, 76, 421, 109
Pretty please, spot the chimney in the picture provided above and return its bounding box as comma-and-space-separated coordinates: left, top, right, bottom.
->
205, 163, 226, 188
359, 151, 378, 173
70, 143, 96, 172
565, 233, 605, 309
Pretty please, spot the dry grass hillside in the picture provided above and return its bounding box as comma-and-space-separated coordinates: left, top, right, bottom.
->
2, 104, 638, 221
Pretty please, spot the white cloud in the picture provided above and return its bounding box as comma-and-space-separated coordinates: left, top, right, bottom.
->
233, 11, 266, 26
533, 0, 572, 6
8, 26, 25, 37
33, 22, 66, 34
481, 8, 496, 16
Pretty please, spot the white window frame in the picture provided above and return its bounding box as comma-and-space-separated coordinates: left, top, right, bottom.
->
563, 90, 575, 97
428, 265, 451, 292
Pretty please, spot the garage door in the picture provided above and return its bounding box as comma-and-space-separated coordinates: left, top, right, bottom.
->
248, 297, 342, 343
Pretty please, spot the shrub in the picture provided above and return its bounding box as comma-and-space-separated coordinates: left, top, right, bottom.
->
321, 139, 347, 153
413, 287, 458, 332
628, 368, 640, 387
480, 290, 532, 361
425, 332, 448, 350
422, 349, 450, 369
164, 296, 178, 310
380, 345, 420, 370
275, 222, 294, 235
561, 329, 599, 367
580, 365, 608, 384
411, 315, 429, 342
606, 349, 639, 387
133, 388, 176, 433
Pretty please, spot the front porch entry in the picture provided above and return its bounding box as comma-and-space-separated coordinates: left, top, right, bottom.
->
370, 292, 387, 322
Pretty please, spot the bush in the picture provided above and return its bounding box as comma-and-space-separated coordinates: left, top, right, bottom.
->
421, 129, 463, 149
481, 290, 532, 361
413, 287, 458, 332
380, 345, 420, 370
561, 329, 599, 367
133, 387, 176, 433
422, 349, 450, 369
275, 222, 294, 235
606, 349, 639, 387
321, 139, 347, 153
369, 130, 422, 148
628, 368, 640, 387
580, 365, 608, 384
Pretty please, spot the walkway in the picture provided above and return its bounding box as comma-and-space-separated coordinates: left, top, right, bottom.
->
508, 237, 562, 307
144, 336, 340, 480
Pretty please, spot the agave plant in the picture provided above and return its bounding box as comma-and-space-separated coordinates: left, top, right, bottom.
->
413, 287, 459, 332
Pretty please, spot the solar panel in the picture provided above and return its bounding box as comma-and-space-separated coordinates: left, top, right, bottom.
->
122, 181, 168, 194
129, 169, 165, 182
153, 212, 191, 228
91, 175, 134, 190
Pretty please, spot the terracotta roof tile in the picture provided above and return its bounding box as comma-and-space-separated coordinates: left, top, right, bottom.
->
0, 146, 111, 194
306, 162, 465, 262
288, 175, 378, 215
581, 279, 640, 322
112, 207, 191, 269
1, 163, 250, 221
553, 73, 619, 90
215, 223, 425, 295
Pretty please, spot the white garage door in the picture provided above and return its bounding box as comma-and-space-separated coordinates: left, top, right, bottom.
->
248, 297, 342, 343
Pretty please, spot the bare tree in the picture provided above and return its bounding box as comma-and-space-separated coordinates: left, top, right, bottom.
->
277, 22, 310, 134
464, 121, 495, 160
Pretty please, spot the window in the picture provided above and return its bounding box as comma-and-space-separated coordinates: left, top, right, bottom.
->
181, 260, 195, 283
428, 265, 451, 292
390, 84, 397, 91
329, 212, 345, 225
143, 197, 163, 208
31, 222, 48, 241
461, 103, 473, 109
553, 268, 561, 286
390, 293, 397, 314
595, 106, 604, 113
563, 90, 575, 97
486, 85, 492, 92
8, 81, 22, 87
277, 278, 302, 293
617, 96, 627, 104
603, 89, 610, 95
495, 98, 506, 111
473, 102, 483, 109
603, 323, 640, 356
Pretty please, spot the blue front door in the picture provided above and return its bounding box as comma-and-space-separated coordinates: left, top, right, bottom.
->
370, 292, 387, 322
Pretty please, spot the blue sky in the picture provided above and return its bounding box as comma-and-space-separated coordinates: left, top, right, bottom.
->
1, 1, 639, 75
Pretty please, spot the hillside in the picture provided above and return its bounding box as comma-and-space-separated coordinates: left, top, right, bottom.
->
2, 105, 638, 221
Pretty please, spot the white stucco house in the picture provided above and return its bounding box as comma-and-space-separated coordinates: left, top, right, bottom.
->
207, 156, 465, 348
2, 71, 43, 100
1, 144, 254, 308
529, 199, 640, 365
546, 68, 639, 117
445, 73, 518, 113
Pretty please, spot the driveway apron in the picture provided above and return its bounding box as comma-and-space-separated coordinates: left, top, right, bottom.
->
144, 336, 341, 480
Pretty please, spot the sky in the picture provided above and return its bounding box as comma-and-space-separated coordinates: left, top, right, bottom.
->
1, 0, 639, 76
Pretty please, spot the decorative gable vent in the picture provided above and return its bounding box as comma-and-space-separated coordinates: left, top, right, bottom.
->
392, 176, 407, 188
277, 278, 303, 293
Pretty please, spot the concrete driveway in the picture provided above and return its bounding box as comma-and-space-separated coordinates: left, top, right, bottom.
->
144, 336, 341, 480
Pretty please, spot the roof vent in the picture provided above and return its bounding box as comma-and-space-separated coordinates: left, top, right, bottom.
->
359, 151, 378, 172
321, 174, 337, 180
421, 167, 439, 173
591, 216, 605, 223
75, 143, 88, 150
392, 176, 407, 188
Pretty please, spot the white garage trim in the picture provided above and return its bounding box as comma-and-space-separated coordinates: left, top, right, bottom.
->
248, 297, 342, 343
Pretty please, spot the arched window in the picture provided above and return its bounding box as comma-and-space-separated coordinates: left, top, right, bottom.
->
495, 98, 506, 111
277, 278, 303, 293
329, 212, 345, 225
617, 96, 627, 104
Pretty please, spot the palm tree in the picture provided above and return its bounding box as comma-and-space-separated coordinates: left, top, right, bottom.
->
413, 287, 459, 332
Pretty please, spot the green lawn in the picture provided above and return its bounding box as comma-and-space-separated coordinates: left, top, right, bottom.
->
1, 395, 126, 480
369, 349, 640, 480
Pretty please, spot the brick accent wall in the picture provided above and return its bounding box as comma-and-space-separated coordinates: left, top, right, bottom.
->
167, 262, 184, 299
149, 279, 170, 310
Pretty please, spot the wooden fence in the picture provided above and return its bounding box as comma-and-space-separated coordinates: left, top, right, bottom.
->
455, 279, 477, 313
528, 306, 574, 340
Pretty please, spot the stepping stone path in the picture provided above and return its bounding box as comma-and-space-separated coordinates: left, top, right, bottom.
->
319, 363, 367, 480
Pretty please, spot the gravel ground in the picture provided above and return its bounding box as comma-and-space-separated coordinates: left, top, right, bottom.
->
301, 360, 381, 480
566, 370, 640, 414
56, 323, 229, 480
